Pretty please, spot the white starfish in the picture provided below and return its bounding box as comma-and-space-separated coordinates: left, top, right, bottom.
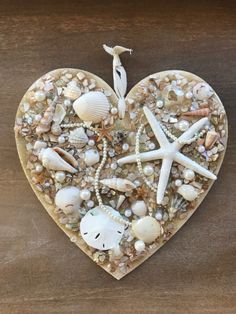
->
118, 106, 217, 204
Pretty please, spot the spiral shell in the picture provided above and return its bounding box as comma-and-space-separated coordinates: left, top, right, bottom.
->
68, 127, 89, 148
100, 178, 136, 192
73, 91, 110, 123
39, 147, 78, 173
63, 81, 81, 100
184, 108, 210, 117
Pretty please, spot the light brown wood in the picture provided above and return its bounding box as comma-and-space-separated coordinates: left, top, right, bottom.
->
1, 0, 236, 313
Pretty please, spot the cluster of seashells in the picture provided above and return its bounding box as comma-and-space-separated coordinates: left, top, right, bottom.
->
15, 68, 227, 275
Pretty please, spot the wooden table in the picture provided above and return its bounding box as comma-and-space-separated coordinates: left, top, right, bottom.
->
0, 1, 235, 313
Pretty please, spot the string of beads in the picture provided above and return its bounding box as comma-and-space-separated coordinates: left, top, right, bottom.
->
61, 122, 130, 226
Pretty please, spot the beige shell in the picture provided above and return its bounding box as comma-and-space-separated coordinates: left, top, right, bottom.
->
73, 91, 110, 123
63, 81, 81, 100
39, 147, 78, 173
162, 85, 184, 105
205, 130, 219, 149
100, 178, 136, 192
68, 127, 89, 148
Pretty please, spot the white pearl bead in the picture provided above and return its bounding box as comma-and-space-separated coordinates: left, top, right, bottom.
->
198, 145, 205, 153
88, 139, 95, 146
134, 240, 145, 252
80, 189, 91, 201
34, 90, 46, 102
58, 135, 65, 144
178, 120, 190, 132
134, 180, 141, 187
156, 100, 164, 108
183, 169, 195, 181
122, 143, 129, 151
111, 107, 118, 115
143, 164, 154, 176
35, 164, 43, 173
55, 171, 66, 183
148, 142, 155, 150
131, 201, 147, 217
124, 209, 132, 217
175, 179, 182, 187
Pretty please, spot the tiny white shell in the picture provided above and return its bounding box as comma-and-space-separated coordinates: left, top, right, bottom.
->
73, 91, 110, 123
53, 104, 66, 125
63, 81, 81, 100
80, 206, 124, 250
193, 82, 213, 100
132, 216, 161, 244
131, 200, 147, 217
68, 127, 89, 148
55, 186, 82, 215
177, 184, 198, 201
39, 147, 78, 173
100, 178, 136, 192
84, 149, 100, 166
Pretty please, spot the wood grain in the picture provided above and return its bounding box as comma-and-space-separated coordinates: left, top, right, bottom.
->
0, 0, 235, 313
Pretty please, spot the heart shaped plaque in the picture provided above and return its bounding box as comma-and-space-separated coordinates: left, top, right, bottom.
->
15, 45, 227, 279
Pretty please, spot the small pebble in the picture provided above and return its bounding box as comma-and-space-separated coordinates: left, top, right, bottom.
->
148, 142, 156, 150
175, 179, 182, 187
87, 200, 94, 208
134, 240, 145, 252
156, 100, 164, 108
35, 164, 43, 173
122, 143, 129, 152
124, 209, 132, 217
111, 162, 118, 170
198, 145, 205, 153
155, 209, 163, 221
88, 139, 95, 146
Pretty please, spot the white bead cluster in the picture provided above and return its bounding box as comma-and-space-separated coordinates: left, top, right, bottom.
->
61, 122, 130, 226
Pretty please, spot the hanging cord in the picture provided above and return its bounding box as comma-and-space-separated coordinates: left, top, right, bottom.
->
103, 44, 132, 119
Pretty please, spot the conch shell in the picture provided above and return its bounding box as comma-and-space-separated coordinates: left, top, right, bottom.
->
184, 108, 210, 117
73, 91, 110, 123
39, 147, 78, 173
100, 178, 136, 192
205, 130, 219, 149
36, 95, 58, 135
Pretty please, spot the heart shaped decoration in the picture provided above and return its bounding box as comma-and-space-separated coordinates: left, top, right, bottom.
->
15, 45, 228, 279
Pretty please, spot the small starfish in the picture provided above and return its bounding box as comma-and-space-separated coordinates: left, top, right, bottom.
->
118, 106, 217, 204
94, 121, 114, 142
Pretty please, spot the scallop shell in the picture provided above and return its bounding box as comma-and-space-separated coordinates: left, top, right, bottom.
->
55, 186, 82, 215
63, 81, 81, 100
68, 127, 89, 148
73, 91, 110, 123
39, 147, 78, 173
80, 206, 125, 250
100, 178, 136, 192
